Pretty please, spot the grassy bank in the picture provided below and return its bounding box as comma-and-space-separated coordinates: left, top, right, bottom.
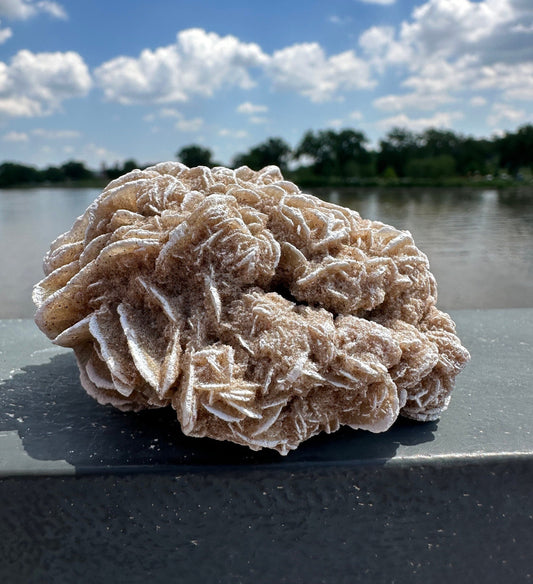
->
285, 173, 533, 190
2, 171, 532, 192
0, 177, 109, 190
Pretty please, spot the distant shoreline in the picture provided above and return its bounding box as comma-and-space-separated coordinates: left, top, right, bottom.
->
1, 176, 532, 191
0, 178, 108, 190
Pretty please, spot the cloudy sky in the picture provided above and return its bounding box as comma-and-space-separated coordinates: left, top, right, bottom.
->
0, 0, 532, 168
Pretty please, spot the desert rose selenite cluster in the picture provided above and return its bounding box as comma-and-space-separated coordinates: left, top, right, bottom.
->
33, 163, 470, 454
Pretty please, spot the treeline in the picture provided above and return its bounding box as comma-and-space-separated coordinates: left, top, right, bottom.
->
178, 124, 533, 186
2, 124, 533, 188
0, 158, 140, 188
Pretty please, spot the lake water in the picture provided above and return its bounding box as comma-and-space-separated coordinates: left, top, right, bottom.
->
1, 186, 532, 318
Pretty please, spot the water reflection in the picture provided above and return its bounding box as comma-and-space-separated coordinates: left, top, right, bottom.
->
1, 186, 532, 317
0, 188, 99, 318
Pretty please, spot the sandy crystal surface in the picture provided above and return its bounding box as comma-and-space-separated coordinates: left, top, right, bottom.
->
33, 163, 470, 454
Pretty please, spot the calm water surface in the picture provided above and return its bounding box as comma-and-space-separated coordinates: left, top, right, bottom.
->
1, 186, 532, 318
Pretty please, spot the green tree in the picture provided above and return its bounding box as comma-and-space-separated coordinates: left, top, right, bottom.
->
418, 128, 462, 158
177, 145, 215, 167
61, 160, 93, 181
0, 162, 42, 187
455, 137, 493, 175
104, 159, 141, 180
233, 137, 291, 171
405, 155, 456, 179
377, 128, 418, 177
382, 166, 398, 180
496, 124, 533, 174
42, 166, 66, 183
296, 129, 370, 179
122, 159, 139, 173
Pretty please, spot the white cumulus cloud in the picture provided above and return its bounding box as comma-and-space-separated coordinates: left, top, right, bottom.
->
267, 42, 375, 102
176, 116, 203, 132
219, 128, 248, 138
360, 0, 533, 128
237, 101, 268, 115
36, 1, 66, 19
327, 119, 344, 129
0, 21, 12, 42
0, 0, 67, 20
328, 15, 352, 25
377, 111, 463, 132
470, 96, 488, 107
157, 107, 181, 118
487, 102, 527, 127
95, 29, 377, 106
141, 107, 204, 133
476, 62, 533, 101
0, 49, 91, 117
357, 0, 396, 5
374, 92, 455, 112
32, 128, 81, 139
95, 28, 267, 105
359, 26, 411, 70
2, 130, 28, 141
400, 0, 514, 60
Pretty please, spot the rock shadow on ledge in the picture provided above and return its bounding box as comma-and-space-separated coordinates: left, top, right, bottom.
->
0, 352, 437, 472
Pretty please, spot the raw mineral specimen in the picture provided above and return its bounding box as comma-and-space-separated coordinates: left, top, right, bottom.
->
33, 163, 470, 454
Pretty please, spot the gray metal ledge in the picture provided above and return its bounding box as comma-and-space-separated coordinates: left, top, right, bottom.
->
0, 310, 532, 583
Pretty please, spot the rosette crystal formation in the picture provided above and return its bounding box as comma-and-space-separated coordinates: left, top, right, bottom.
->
33, 163, 470, 454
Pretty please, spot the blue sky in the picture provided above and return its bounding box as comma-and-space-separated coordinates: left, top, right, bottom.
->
0, 0, 532, 168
